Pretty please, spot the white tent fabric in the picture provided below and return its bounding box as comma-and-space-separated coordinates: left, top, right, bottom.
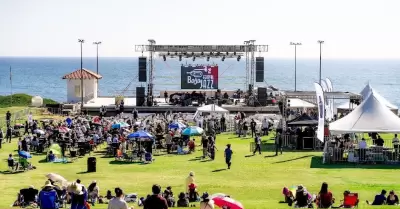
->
287, 98, 315, 108
330, 91, 400, 133
196, 104, 229, 113
337, 83, 398, 110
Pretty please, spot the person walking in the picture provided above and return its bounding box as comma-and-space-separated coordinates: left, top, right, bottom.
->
253, 133, 262, 155
224, 144, 233, 169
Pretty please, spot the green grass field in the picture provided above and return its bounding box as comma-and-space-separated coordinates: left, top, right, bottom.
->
0, 109, 400, 208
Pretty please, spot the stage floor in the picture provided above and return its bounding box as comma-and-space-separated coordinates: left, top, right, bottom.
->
84, 97, 169, 108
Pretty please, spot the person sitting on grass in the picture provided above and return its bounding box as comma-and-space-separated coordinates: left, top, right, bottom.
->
188, 139, 195, 153
47, 151, 56, 162
8, 154, 16, 171
199, 192, 214, 209
38, 181, 58, 209
143, 184, 168, 209
366, 189, 386, 205
386, 190, 399, 205
87, 180, 100, 206
176, 192, 189, 207
163, 186, 175, 207
316, 182, 334, 208
282, 187, 294, 206
108, 187, 132, 209
293, 185, 311, 208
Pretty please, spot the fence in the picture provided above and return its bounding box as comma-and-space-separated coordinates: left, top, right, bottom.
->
280, 134, 325, 150
0, 108, 32, 129
324, 138, 400, 164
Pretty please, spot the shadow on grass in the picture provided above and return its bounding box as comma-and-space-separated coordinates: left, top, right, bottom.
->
154, 153, 167, 156
31, 152, 45, 156
76, 171, 92, 174
109, 160, 143, 165
38, 159, 48, 163
211, 168, 227, 172
188, 158, 202, 161
310, 156, 400, 169
200, 159, 213, 162
93, 150, 107, 154
245, 154, 255, 158
272, 155, 315, 164
264, 154, 277, 158
0, 170, 25, 175
101, 156, 115, 159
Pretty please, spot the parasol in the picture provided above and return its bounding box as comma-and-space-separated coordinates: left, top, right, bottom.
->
18, 151, 32, 159
127, 130, 154, 139
168, 122, 186, 129
46, 173, 67, 184
212, 196, 244, 209
182, 126, 204, 136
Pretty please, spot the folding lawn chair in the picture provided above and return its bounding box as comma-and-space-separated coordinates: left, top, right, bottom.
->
342, 193, 359, 208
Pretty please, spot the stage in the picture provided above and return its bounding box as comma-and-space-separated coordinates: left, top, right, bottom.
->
82, 96, 279, 115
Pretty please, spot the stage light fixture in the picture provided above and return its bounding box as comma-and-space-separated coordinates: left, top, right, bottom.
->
193, 56, 196, 61
237, 55, 241, 61
207, 56, 210, 61
163, 55, 166, 61
179, 55, 182, 61
222, 56, 225, 61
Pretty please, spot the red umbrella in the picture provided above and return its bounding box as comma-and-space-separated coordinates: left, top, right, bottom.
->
58, 127, 70, 133
92, 116, 101, 123
212, 196, 244, 209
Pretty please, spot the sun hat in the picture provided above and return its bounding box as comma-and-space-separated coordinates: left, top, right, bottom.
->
70, 182, 84, 195
201, 192, 209, 200
29, 185, 35, 189
42, 180, 54, 188
189, 171, 195, 176
297, 185, 304, 192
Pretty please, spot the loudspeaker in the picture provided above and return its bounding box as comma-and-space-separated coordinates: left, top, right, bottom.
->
138, 57, 147, 82
87, 157, 96, 172
257, 87, 267, 106
256, 57, 264, 82
136, 87, 145, 106
248, 84, 253, 94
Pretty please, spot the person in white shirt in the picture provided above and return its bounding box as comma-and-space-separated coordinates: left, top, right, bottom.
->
108, 187, 132, 209
107, 135, 112, 145
358, 138, 367, 161
262, 118, 269, 136
393, 134, 399, 158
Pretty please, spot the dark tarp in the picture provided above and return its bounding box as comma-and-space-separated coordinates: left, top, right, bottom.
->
287, 113, 318, 126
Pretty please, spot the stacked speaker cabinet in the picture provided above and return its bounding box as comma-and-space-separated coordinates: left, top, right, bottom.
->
138, 57, 147, 82
257, 87, 267, 106
255, 57, 264, 82
136, 87, 146, 106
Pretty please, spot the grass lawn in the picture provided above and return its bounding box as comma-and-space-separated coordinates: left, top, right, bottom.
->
0, 111, 399, 208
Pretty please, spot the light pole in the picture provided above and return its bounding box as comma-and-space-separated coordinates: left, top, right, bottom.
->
290, 42, 301, 91
318, 40, 324, 85
78, 39, 85, 111
93, 41, 101, 74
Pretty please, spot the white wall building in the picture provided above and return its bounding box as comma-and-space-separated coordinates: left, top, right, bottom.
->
62, 68, 102, 103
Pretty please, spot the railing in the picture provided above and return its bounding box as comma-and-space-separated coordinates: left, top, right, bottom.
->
280, 134, 326, 150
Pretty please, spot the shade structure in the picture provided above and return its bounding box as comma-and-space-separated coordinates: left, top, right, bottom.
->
182, 126, 204, 136
196, 104, 229, 113
212, 196, 244, 209
112, 122, 130, 129
337, 83, 398, 111
287, 98, 316, 108
168, 122, 187, 129
330, 91, 400, 133
46, 173, 67, 184
287, 113, 318, 126
18, 151, 32, 159
127, 130, 153, 139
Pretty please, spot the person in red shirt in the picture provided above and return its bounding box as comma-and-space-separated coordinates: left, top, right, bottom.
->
316, 182, 334, 208
144, 184, 168, 209
188, 139, 195, 152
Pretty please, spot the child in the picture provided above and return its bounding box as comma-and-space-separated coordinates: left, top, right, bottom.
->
224, 144, 233, 169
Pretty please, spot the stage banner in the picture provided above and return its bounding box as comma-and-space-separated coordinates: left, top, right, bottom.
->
181, 65, 218, 89
326, 78, 334, 121
314, 82, 325, 142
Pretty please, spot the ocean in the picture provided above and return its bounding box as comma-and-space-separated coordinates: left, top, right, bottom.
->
0, 57, 399, 107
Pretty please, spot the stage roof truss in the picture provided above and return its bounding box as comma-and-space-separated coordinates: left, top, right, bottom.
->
134, 44, 269, 54
283, 91, 362, 100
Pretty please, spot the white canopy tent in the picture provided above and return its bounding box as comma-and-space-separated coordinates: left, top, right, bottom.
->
287, 98, 316, 108
337, 83, 398, 111
330, 91, 400, 133
196, 104, 229, 113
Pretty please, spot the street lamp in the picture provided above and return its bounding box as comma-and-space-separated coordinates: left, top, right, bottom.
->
290, 42, 302, 91
93, 41, 102, 74
318, 40, 324, 85
78, 39, 85, 112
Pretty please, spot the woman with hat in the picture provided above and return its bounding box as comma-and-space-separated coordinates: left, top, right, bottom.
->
70, 182, 88, 209
199, 192, 214, 209
185, 171, 196, 193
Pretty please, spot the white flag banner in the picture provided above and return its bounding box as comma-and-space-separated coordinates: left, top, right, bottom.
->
320, 79, 332, 120
314, 82, 325, 142
326, 78, 334, 120
321, 79, 328, 92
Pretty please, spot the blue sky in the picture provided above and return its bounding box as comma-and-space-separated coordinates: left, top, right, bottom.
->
0, 0, 399, 58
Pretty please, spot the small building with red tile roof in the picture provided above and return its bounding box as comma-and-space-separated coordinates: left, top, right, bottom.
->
62, 68, 102, 103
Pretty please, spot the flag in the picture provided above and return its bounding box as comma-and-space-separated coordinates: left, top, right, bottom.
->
325, 78, 334, 120
314, 82, 325, 142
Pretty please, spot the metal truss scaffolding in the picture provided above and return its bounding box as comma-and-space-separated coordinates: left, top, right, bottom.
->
135, 41, 268, 105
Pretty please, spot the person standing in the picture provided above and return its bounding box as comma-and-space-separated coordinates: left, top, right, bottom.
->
6, 125, 12, 143
250, 119, 256, 137
220, 116, 226, 132
224, 144, 233, 169
0, 128, 3, 149
393, 134, 399, 159
253, 133, 262, 155
262, 118, 269, 136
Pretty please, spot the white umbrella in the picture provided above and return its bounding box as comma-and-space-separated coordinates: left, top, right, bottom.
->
46, 173, 67, 185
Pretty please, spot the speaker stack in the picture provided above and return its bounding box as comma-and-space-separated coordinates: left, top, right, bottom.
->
257, 87, 267, 106
136, 87, 146, 107
138, 57, 147, 82
255, 57, 264, 82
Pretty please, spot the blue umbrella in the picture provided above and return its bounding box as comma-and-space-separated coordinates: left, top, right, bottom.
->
127, 130, 154, 139
182, 126, 204, 136
18, 151, 32, 159
168, 122, 187, 129
111, 123, 121, 129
